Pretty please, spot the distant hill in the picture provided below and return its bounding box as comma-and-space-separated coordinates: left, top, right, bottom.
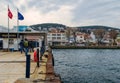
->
76, 25, 120, 31
29, 23, 67, 31
29, 23, 120, 31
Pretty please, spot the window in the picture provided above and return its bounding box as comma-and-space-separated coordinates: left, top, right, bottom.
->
52, 34, 56, 36
52, 37, 56, 40
57, 34, 61, 36
62, 34, 66, 36
9, 39, 14, 44
62, 37, 65, 39
57, 37, 61, 39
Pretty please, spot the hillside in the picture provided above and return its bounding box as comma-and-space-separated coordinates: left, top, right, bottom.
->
30, 23, 67, 30
77, 25, 120, 31
29, 23, 120, 31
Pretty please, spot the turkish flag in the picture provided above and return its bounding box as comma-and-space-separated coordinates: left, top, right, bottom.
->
8, 8, 13, 19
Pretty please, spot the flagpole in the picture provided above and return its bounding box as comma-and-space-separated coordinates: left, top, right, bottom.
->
8, 5, 10, 51
17, 8, 19, 50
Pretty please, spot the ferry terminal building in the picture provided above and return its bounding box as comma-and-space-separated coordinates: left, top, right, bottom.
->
0, 32, 47, 50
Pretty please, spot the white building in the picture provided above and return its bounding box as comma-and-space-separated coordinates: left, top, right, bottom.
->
47, 29, 68, 46
69, 35, 75, 43
101, 32, 111, 44
89, 32, 96, 43
76, 32, 86, 43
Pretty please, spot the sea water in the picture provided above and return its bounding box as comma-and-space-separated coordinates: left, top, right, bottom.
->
53, 49, 120, 83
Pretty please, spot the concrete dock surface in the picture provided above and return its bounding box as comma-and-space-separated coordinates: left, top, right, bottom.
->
0, 51, 36, 83
0, 51, 61, 83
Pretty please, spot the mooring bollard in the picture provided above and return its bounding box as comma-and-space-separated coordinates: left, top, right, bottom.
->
37, 48, 40, 67
40, 40, 45, 59
26, 54, 31, 78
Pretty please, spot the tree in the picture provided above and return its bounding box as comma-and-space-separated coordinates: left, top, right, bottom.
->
93, 29, 105, 45
65, 27, 71, 40
65, 27, 77, 44
71, 27, 78, 43
109, 30, 118, 45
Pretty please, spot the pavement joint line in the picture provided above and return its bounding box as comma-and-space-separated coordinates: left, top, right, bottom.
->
0, 61, 36, 63
0, 74, 25, 75
0, 52, 27, 67
0, 55, 25, 67
2, 52, 18, 55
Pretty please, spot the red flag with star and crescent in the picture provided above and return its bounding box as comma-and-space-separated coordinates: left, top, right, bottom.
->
8, 8, 13, 19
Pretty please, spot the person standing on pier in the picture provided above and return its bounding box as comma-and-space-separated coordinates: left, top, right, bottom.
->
19, 40, 24, 54
29, 41, 34, 52
24, 38, 29, 56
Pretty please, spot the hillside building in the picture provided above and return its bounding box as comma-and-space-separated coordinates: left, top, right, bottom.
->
47, 28, 68, 46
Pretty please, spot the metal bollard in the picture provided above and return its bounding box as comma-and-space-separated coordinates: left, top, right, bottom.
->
37, 48, 40, 67
52, 54, 55, 66
26, 54, 31, 78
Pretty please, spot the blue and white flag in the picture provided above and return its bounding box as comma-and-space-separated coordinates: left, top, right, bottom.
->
18, 12, 24, 20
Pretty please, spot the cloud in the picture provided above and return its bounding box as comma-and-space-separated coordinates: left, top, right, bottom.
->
21, 5, 75, 26
72, 0, 120, 28
0, 0, 120, 28
0, 0, 78, 28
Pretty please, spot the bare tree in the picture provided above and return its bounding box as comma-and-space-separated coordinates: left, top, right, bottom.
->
65, 27, 71, 40
65, 27, 77, 44
93, 29, 105, 45
109, 30, 118, 45
71, 27, 78, 43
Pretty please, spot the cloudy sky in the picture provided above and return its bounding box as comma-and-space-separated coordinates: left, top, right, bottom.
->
0, 0, 120, 29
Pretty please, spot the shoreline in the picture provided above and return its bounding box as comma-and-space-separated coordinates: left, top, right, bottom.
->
51, 46, 120, 49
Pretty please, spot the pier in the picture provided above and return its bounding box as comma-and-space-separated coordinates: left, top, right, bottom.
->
0, 49, 61, 83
